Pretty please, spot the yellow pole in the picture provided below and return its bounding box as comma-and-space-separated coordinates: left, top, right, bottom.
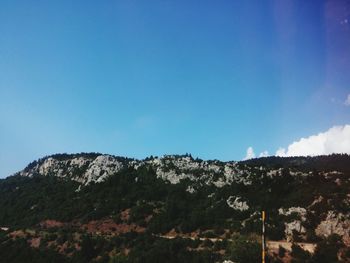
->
262, 210, 266, 263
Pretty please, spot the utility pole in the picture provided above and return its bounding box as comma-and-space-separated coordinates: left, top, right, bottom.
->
262, 210, 266, 263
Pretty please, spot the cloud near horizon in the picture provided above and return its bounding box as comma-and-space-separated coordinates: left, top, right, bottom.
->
244, 147, 256, 160
276, 125, 350, 157
244, 147, 269, 160
244, 125, 350, 159
259, 151, 269, 157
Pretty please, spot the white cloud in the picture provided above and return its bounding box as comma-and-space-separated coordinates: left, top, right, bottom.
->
275, 125, 350, 157
244, 147, 256, 160
259, 151, 269, 157
345, 94, 350, 106
276, 147, 287, 156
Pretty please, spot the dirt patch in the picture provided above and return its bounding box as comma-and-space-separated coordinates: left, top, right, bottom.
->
29, 237, 41, 248
82, 219, 145, 235
267, 241, 316, 254
120, 209, 130, 221
58, 241, 68, 254
9, 230, 27, 239
39, 220, 64, 229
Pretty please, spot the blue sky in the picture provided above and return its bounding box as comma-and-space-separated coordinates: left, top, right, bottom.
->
1, 0, 350, 177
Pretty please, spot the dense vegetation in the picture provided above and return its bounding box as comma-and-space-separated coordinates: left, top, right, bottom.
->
240, 154, 350, 174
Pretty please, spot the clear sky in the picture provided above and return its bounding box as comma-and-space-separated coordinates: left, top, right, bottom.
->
1, 0, 350, 177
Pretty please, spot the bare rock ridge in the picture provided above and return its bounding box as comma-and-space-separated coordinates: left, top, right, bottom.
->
17, 153, 245, 186
19, 154, 127, 185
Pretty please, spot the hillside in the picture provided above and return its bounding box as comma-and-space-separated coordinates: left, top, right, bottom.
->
0, 153, 350, 262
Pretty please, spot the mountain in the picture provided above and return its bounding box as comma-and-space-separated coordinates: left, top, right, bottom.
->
0, 153, 350, 263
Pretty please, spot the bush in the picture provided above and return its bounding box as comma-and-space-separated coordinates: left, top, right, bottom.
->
312, 234, 344, 263
227, 236, 260, 263
278, 245, 286, 258
290, 243, 312, 263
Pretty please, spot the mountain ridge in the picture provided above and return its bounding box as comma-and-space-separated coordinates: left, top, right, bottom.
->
1, 153, 350, 262
15, 152, 350, 185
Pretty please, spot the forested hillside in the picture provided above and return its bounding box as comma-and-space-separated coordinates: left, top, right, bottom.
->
0, 153, 349, 262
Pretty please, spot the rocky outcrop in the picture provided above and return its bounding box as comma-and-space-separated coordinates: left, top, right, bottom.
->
227, 196, 249, 211
18, 155, 126, 185
316, 211, 350, 246
284, 221, 306, 241
17, 154, 249, 187
278, 207, 307, 218
279, 207, 307, 241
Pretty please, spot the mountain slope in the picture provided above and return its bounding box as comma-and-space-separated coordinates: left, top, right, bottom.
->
1, 153, 350, 262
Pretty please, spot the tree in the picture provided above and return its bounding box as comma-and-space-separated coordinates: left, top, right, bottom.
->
80, 235, 97, 262
311, 234, 344, 263
290, 244, 312, 263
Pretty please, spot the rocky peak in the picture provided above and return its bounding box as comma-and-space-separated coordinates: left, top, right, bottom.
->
17, 153, 244, 187
18, 154, 128, 185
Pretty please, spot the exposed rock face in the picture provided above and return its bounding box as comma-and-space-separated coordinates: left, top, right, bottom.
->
279, 207, 307, 241
316, 211, 350, 246
284, 221, 306, 241
278, 207, 307, 218
17, 154, 247, 187
23, 153, 313, 189
186, 186, 195, 194
84, 155, 125, 184
19, 155, 126, 185
18, 154, 344, 199
227, 196, 249, 211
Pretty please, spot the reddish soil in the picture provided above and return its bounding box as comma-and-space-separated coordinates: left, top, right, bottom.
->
81, 219, 145, 235
120, 209, 130, 221
29, 237, 41, 248
39, 220, 64, 229
9, 230, 27, 239
58, 241, 68, 254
